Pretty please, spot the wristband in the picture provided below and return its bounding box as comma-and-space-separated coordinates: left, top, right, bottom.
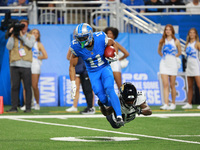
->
71, 80, 76, 86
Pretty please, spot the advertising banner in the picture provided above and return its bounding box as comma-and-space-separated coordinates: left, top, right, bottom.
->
158, 72, 188, 105
59, 75, 94, 107
59, 73, 162, 106
38, 73, 58, 106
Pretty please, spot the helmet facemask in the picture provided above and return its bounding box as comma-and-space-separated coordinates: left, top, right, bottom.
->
75, 33, 92, 48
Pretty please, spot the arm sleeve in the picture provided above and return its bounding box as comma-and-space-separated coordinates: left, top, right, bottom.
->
20, 34, 35, 49
6, 37, 14, 50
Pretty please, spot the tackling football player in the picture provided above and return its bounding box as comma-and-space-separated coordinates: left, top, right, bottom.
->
98, 82, 152, 129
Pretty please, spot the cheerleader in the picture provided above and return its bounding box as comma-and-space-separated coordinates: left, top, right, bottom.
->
182, 28, 200, 109
158, 24, 182, 110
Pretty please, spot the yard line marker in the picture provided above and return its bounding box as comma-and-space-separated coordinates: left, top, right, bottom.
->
9, 118, 200, 145
50, 136, 139, 142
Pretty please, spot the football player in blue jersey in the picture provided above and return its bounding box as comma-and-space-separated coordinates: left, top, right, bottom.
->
98, 82, 152, 129
69, 23, 124, 127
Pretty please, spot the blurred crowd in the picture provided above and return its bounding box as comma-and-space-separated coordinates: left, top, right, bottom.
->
0, 0, 199, 13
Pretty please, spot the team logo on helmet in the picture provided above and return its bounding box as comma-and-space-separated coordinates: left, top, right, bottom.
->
121, 84, 124, 92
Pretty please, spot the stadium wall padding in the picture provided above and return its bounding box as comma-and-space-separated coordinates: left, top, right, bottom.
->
0, 30, 11, 105
0, 25, 182, 106
145, 15, 200, 41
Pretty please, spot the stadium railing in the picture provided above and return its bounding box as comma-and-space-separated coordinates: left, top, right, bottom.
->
0, 1, 37, 24
1, 0, 200, 53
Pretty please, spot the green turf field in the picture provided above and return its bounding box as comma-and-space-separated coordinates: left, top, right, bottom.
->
0, 105, 200, 150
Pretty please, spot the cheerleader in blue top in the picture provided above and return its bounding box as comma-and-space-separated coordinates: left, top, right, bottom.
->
69, 23, 124, 127
158, 24, 182, 110
182, 28, 200, 109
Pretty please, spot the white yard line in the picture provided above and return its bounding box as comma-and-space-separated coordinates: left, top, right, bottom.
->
1, 113, 200, 119
0, 114, 104, 119
8, 117, 200, 145
169, 135, 200, 137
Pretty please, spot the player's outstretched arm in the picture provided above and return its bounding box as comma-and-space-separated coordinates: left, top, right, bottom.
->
140, 102, 152, 116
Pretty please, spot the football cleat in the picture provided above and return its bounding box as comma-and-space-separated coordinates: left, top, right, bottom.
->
80, 107, 95, 115
116, 117, 124, 127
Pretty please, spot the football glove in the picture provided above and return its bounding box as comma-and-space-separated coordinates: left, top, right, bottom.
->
132, 105, 142, 115
105, 52, 119, 62
71, 80, 76, 99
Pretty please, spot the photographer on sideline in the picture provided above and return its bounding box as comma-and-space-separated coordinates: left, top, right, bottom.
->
6, 19, 35, 113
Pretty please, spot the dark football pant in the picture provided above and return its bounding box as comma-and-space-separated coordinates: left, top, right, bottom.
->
80, 73, 93, 108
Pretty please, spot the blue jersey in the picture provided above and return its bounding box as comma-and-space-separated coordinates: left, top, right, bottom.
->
70, 31, 109, 72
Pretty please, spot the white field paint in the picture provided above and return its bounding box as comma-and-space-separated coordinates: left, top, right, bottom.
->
6, 115, 200, 145
1, 113, 200, 119
169, 135, 200, 137
50, 137, 139, 142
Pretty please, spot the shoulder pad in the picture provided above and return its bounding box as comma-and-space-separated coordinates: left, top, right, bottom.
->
93, 31, 105, 36
71, 40, 79, 45
135, 91, 146, 106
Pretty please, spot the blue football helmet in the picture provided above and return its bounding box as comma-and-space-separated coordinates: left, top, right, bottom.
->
74, 23, 93, 48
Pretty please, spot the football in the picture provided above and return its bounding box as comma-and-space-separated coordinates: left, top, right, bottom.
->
104, 46, 115, 58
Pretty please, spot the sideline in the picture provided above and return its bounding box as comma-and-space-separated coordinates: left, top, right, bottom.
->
1, 113, 200, 119
8, 117, 200, 145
